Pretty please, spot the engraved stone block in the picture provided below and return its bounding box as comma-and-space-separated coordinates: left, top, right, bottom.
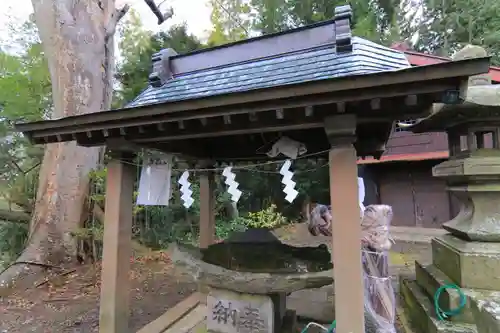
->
207, 289, 273, 333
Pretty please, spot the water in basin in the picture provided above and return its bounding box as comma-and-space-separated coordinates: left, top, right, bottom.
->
201, 228, 332, 273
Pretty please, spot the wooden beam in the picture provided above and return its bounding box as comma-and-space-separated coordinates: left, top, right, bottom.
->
405, 94, 417, 106
249, 112, 258, 121
325, 115, 365, 333
27, 79, 453, 144
105, 138, 186, 158
305, 105, 314, 116
122, 101, 426, 144
199, 170, 215, 249
336, 101, 346, 113
370, 98, 380, 110
164, 304, 206, 333
136, 293, 203, 333
106, 138, 156, 153
99, 155, 135, 333
134, 122, 324, 143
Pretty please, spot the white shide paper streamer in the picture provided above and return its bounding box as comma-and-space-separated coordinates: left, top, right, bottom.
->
279, 159, 299, 203
222, 166, 242, 203
178, 170, 194, 208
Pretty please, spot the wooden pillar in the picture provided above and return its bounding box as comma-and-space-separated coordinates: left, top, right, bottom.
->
99, 154, 135, 333
199, 170, 216, 248
325, 115, 365, 333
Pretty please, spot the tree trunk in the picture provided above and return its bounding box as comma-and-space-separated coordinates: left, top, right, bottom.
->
0, 0, 120, 292
224, 201, 239, 220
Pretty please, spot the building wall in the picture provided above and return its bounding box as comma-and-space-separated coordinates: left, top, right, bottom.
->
368, 160, 457, 228
385, 130, 448, 156
360, 130, 471, 228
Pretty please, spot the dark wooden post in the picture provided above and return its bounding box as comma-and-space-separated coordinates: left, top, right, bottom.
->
324, 115, 365, 333
199, 169, 216, 249
99, 152, 135, 333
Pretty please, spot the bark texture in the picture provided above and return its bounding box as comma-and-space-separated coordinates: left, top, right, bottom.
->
0, 0, 119, 292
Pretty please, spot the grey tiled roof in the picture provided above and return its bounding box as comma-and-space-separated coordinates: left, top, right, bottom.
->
127, 37, 410, 108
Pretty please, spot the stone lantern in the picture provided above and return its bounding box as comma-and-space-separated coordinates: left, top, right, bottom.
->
401, 45, 500, 333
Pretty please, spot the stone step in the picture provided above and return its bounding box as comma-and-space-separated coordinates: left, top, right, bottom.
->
400, 277, 477, 333
415, 261, 475, 324
469, 295, 500, 333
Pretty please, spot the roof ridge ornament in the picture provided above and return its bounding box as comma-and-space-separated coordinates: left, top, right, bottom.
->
334, 4, 353, 53
149, 48, 178, 88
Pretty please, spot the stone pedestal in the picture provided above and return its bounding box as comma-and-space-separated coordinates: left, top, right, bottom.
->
399, 45, 500, 333
206, 288, 291, 333
401, 152, 500, 333
400, 153, 500, 333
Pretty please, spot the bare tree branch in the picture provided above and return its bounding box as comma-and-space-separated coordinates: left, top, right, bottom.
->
7, 160, 24, 175
106, 4, 131, 39
23, 162, 41, 175
144, 0, 173, 25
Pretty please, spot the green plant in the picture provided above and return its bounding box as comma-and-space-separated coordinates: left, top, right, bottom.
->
0, 221, 28, 267
244, 204, 287, 229
215, 218, 247, 240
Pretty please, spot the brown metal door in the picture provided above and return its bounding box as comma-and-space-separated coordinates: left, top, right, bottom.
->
411, 170, 451, 228
378, 167, 416, 227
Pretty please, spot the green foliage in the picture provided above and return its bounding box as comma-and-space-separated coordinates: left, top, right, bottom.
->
216, 0, 401, 44
0, 19, 50, 267
0, 221, 28, 268
85, 162, 250, 252
208, 0, 252, 46
242, 204, 287, 229
0, 41, 48, 185
115, 9, 204, 105
215, 218, 248, 240
250, 0, 289, 34
400, 0, 500, 64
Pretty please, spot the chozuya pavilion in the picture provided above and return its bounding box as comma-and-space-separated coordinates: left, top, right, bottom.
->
15, 5, 489, 333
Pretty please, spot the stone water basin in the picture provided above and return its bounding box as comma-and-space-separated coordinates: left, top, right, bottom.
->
169, 228, 334, 294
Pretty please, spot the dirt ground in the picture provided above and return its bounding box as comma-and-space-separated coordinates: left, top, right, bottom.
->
0, 251, 197, 333
0, 223, 431, 332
